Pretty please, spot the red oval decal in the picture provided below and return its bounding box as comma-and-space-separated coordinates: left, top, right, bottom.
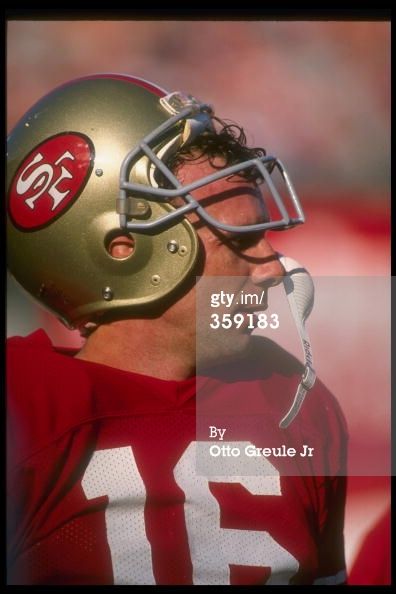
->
8, 133, 94, 230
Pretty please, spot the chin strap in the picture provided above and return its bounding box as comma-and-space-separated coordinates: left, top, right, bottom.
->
278, 255, 316, 429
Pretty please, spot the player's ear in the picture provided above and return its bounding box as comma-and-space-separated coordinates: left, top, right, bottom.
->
107, 235, 135, 259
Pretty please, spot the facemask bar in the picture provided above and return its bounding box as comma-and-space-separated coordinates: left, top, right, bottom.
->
118, 100, 305, 234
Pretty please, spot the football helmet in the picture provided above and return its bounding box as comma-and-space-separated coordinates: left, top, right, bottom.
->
7, 74, 305, 329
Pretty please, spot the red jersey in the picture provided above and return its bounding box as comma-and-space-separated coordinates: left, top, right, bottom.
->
7, 330, 347, 585
349, 507, 391, 585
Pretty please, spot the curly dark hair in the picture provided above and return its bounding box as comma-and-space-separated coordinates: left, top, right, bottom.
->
80, 119, 265, 337
162, 117, 267, 184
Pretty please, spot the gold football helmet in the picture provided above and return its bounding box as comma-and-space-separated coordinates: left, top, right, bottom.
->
7, 74, 304, 329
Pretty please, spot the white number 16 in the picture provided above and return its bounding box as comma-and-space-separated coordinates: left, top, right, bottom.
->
82, 442, 298, 585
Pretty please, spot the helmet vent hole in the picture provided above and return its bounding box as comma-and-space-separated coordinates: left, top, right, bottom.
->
106, 233, 135, 260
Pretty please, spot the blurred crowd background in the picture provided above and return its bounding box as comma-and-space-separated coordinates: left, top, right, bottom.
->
6, 18, 390, 584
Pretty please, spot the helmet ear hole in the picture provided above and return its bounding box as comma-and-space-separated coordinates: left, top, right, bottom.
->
106, 232, 135, 260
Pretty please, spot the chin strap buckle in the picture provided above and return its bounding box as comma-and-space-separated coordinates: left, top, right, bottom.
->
301, 365, 316, 391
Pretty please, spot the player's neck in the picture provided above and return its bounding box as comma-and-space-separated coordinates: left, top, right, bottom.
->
75, 318, 196, 381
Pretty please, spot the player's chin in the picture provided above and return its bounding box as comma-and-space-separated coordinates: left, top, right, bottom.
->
199, 332, 251, 370
220, 332, 252, 361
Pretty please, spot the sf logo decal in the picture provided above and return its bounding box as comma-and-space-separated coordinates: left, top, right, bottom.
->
8, 133, 94, 230
17, 150, 76, 211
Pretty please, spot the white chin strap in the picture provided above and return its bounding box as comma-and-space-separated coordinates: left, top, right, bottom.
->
278, 255, 316, 429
